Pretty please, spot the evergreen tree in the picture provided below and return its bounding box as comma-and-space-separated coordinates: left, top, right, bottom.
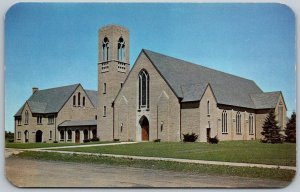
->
261, 110, 283, 143
285, 112, 296, 143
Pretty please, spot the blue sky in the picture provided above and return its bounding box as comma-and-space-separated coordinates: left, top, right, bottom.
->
5, 3, 295, 132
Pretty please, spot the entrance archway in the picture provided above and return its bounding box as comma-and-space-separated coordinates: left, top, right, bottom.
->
24, 130, 29, 143
75, 130, 80, 143
139, 116, 149, 141
36, 130, 43, 143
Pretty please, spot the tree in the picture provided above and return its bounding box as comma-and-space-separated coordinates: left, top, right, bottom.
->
285, 112, 296, 143
261, 110, 283, 143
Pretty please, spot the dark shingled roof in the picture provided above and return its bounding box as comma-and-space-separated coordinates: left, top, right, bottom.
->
86, 90, 98, 107
143, 49, 269, 108
250, 92, 281, 109
58, 120, 97, 127
14, 84, 97, 116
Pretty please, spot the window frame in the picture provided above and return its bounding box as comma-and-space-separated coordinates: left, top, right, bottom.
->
236, 112, 241, 134
222, 110, 228, 134
138, 69, 150, 109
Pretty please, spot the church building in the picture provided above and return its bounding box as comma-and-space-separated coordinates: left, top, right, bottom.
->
14, 25, 287, 143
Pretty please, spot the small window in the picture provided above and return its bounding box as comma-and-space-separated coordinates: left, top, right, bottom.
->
73, 95, 76, 106
49, 130, 52, 140
121, 82, 123, 88
48, 115, 54, 124
95, 115, 97, 120
37, 116, 42, 124
103, 106, 106, 117
83, 97, 85, 106
17, 131, 21, 139
118, 37, 125, 62
103, 83, 106, 94
17, 118, 22, 126
78, 92, 81, 106
120, 123, 123, 132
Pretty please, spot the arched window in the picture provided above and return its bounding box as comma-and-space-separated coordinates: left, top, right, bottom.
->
236, 112, 241, 134
83, 96, 85, 106
78, 92, 81, 106
222, 110, 227, 133
102, 37, 109, 62
68, 130, 72, 140
25, 110, 29, 124
249, 114, 254, 135
138, 69, 149, 109
207, 100, 210, 115
73, 95, 76, 106
118, 37, 125, 62
60, 130, 64, 140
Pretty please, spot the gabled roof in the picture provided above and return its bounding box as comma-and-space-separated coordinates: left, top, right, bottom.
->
58, 120, 97, 127
143, 49, 265, 108
15, 84, 85, 116
250, 91, 281, 109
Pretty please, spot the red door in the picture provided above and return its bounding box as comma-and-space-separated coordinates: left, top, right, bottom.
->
141, 125, 149, 141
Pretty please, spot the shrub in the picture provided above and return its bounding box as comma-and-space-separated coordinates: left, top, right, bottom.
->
83, 139, 90, 143
113, 139, 120, 142
153, 139, 161, 142
183, 132, 198, 142
91, 137, 100, 142
53, 141, 58, 143
8, 139, 14, 143
208, 136, 219, 144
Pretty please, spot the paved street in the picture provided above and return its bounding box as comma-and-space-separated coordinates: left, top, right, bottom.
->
6, 156, 291, 188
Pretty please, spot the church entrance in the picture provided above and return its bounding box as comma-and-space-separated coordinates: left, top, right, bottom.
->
36, 130, 43, 143
75, 130, 80, 143
139, 116, 149, 141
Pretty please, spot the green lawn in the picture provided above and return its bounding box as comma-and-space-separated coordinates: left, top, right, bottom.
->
5, 141, 113, 149
52, 141, 296, 166
15, 151, 296, 181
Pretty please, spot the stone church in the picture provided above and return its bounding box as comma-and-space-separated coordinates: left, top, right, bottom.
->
14, 25, 287, 143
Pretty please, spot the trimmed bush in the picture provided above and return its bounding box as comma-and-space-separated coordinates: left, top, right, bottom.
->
8, 139, 14, 143
83, 139, 90, 143
183, 133, 198, 142
153, 139, 161, 142
208, 136, 219, 144
91, 137, 100, 142
113, 139, 120, 142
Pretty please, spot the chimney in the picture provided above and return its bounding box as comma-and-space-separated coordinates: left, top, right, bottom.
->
32, 87, 39, 94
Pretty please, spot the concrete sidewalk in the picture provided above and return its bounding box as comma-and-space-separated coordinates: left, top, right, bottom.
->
21, 141, 138, 150
30, 148, 296, 171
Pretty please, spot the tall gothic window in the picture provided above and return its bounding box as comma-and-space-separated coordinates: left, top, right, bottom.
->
118, 37, 125, 62
207, 100, 210, 115
236, 112, 241, 134
102, 37, 110, 62
138, 69, 149, 109
73, 95, 76, 106
249, 113, 254, 135
222, 110, 227, 133
78, 92, 81, 106
25, 110, 29, 124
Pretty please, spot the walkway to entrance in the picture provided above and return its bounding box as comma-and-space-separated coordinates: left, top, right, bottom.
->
139, 116, 149, 141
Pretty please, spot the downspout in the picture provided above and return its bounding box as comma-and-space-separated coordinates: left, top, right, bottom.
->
112, 102, 115, 140
179, 98, 182, 141
54, 115, 57, 142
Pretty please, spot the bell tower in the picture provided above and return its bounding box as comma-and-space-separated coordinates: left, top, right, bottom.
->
98, 25, 130, 141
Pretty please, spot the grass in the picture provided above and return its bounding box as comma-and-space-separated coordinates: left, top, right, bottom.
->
15, 151, 296, 182
52, 141, 296, 166
5, 141, 114, 149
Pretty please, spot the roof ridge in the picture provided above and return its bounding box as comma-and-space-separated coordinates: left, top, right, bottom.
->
37, 83, 80, 92
143, 49, 257, 83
